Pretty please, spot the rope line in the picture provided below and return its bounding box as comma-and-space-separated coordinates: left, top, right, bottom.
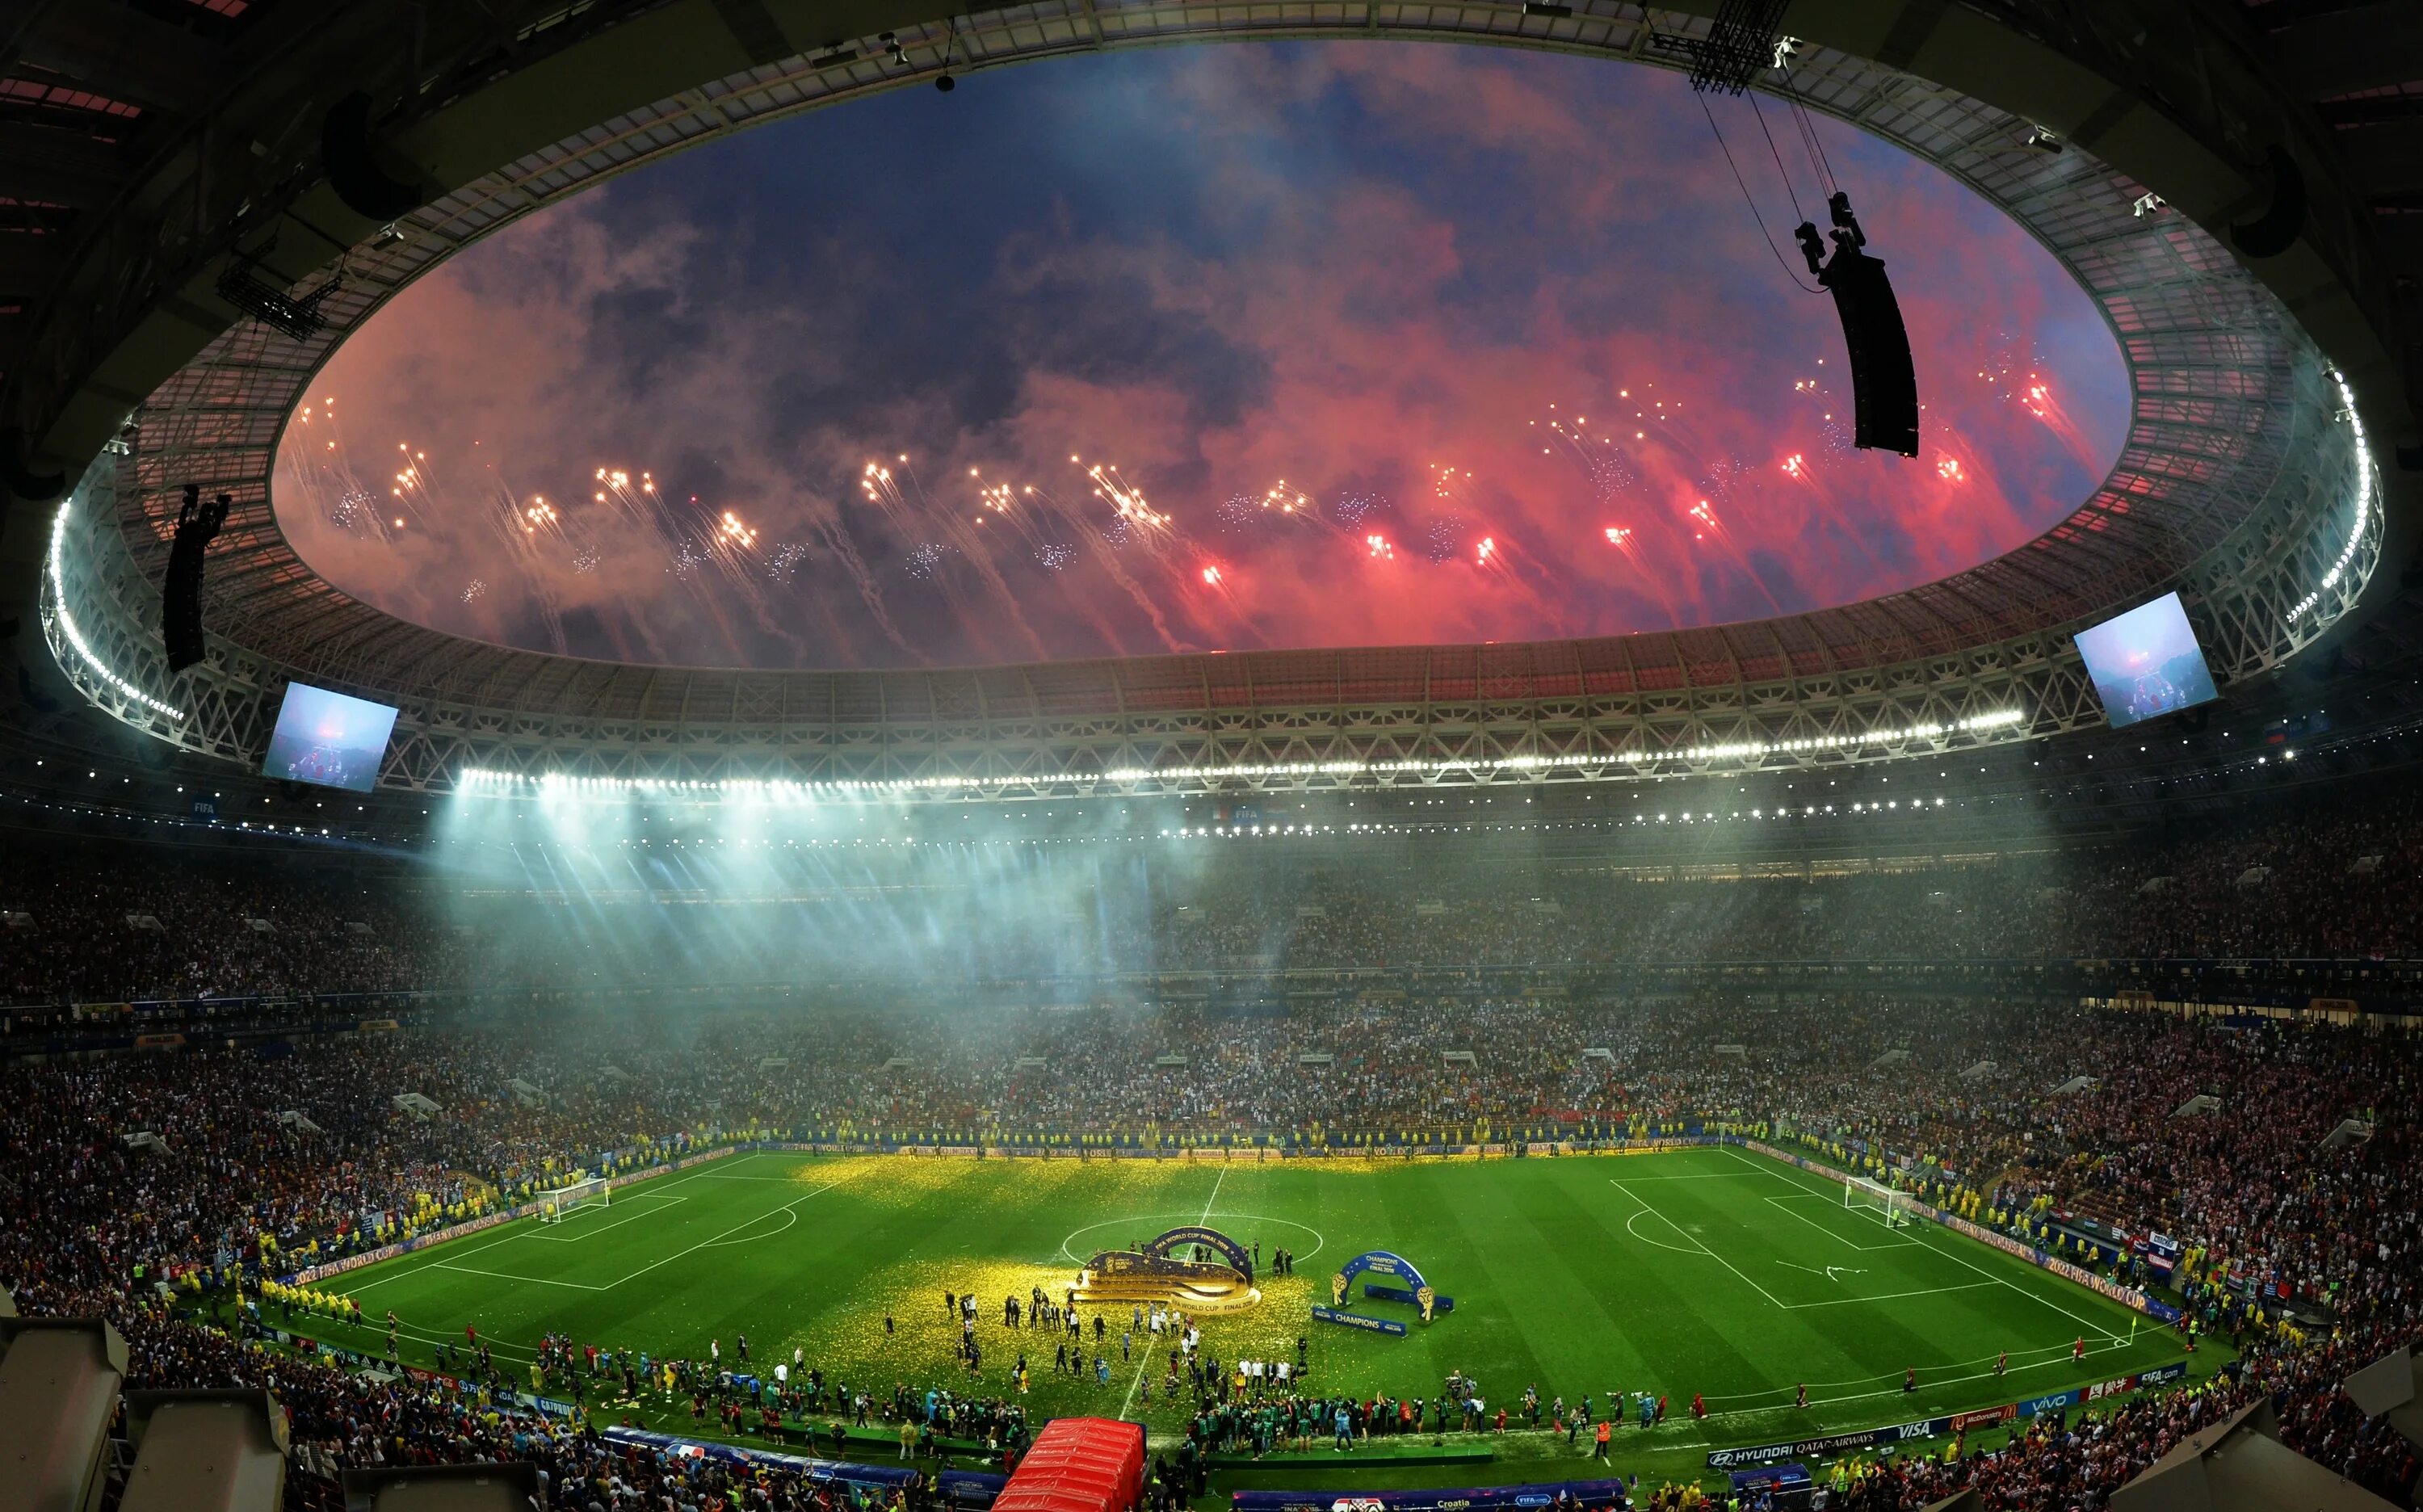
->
1697, 90, 1824, 295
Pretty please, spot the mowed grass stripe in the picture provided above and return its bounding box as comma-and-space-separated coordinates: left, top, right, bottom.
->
1453, 1163, 1661, 1404
1529, 1166, 1779, 1404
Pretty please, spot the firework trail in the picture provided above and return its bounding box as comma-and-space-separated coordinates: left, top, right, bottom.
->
1777, 375, 1895, 573
283, 397, 405, 543
814, 509, 919, 660
1532, 405, 1640, 506
1018, 473, 1187, 653
1466, 528, 1568, 632
970, 471, 1137, 655
1775, 442, 1884, 573
865, 455, 1048, 661
861, 459, 986, 634
1598, 523, 1682, 628
485, 485, 573, 653
1683, 494, 1787, 615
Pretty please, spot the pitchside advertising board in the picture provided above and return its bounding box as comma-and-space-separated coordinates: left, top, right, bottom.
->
598, 1426, 920, 1491
1701, 1363, 2191, 1468
1233, 1479, 1633, 1512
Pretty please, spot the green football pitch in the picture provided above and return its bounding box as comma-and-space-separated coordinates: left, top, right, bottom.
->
301, 1144, 2187, 1456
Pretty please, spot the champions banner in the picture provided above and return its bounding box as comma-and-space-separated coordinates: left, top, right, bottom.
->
1311, 1304, 1406, 1337
1233, 1477, 1633, 1512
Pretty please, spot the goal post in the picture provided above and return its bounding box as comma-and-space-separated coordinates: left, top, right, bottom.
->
1843, 1173, 1913, 1229
537, 1176, 608, 1223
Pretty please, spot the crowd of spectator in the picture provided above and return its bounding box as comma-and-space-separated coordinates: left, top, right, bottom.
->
7, 780, 2423, 1005
2, 992, 2421, 1509
8, 788, 2423, 1510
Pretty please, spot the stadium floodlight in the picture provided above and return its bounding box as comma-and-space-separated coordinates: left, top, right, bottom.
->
120, 1391, 289, 1512
0, 1316, 129, 1512
343, 1464, 542, 1511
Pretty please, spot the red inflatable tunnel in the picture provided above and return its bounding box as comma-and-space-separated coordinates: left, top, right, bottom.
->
995, 1417, 1145, 1512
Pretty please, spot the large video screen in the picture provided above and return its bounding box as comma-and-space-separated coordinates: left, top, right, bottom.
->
261, 682, 399, 792
2073, 591, 2219, 729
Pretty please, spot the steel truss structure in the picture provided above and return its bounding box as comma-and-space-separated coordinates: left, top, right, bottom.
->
41, 3, 2383, 801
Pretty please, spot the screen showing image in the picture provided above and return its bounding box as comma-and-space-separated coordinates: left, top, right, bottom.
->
261, 682, 399, 792
2074, 591, 2219, 729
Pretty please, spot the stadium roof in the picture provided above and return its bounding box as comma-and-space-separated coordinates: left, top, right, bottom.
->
1, 0, 2415, 795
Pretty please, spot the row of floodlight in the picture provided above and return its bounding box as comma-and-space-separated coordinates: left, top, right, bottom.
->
44, 505, 187, 720
456, 712, 2029, 800
1168, 798, 1955, 837
2286, 369, 2379, 624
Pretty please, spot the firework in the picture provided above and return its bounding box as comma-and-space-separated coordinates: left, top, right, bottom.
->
1017, 477, 1186, 653
1331, 491, 1384, 527
1533, 407, 1638, 505
1682, 496, 1785, 615
853, 456, 1048, 658
1601, 523, 1682, 628
768, 541, 812, 583
1424, 516, 1464, 564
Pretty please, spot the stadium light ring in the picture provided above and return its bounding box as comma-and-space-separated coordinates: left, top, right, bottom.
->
48, 12, 2379, 796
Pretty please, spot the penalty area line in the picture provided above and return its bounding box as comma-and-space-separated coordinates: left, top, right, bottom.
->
598, 1178, 843, 1291
1717, 1146, 2131, 1345
431, 1260, 608, 1292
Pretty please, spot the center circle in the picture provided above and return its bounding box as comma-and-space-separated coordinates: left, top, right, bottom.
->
1055, 1212, 1327, 1267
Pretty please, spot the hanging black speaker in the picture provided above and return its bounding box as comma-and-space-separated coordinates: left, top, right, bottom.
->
162, 485, 229, 674
1798, 195, 1918, 458
1822, 246, 1919, 457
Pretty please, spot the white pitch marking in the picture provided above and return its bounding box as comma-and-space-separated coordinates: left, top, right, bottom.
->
598, 1178, 844, 1291
1716, 1146, 2129, 1343
1610, 1179, 1791, 1310
430, 1261, 608, 1292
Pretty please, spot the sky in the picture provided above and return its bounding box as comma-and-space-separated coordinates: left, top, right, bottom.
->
275, 43, 2130, 670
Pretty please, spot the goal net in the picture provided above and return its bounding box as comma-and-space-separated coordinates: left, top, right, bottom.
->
537, 1176, 608, 1223
1844, 1174, 1913, 1229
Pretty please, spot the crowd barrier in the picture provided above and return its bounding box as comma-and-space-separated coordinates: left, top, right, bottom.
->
598, 1424, 926, 1493
1234, 1477, 1636, 1512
